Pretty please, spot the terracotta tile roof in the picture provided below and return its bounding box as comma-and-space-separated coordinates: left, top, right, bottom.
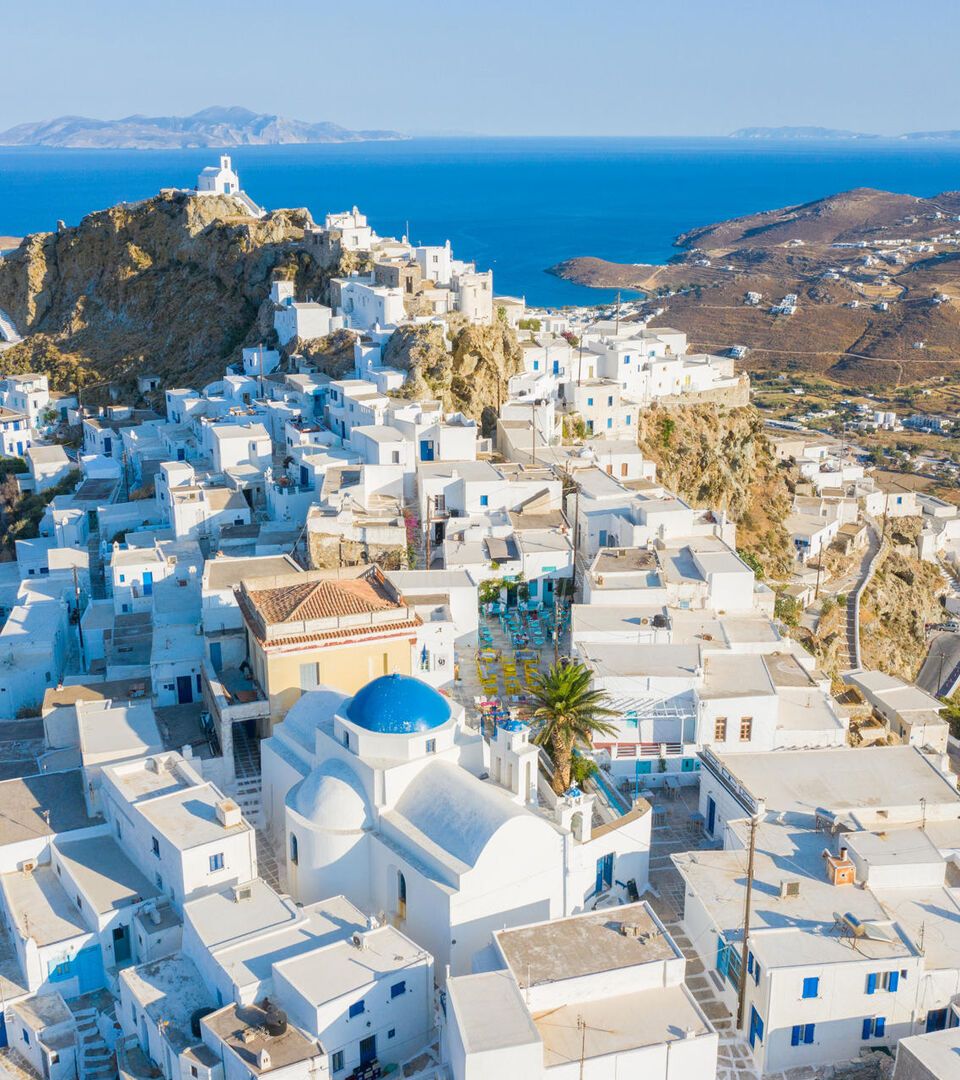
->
246, 573, 399, 625
259, 618, 422, 651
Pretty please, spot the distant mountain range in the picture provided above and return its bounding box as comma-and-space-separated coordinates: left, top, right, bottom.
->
0, 106, 407, 149
731, 125, 960, 141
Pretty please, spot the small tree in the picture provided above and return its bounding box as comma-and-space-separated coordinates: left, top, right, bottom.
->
775, 591, 801, 628
529, 662, 617, 794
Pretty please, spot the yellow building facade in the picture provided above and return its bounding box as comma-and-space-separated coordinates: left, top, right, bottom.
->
238, 566, 419, 728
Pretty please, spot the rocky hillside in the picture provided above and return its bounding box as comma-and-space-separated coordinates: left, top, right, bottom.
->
383, 318, 523, 424
636, 404, 793, 578
859, 519, 946, 680
0, 193, 526, 419
551, 187, 960, 385
0, 192, 343, 392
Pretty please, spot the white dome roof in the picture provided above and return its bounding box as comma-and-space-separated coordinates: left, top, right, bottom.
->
287, 758, 370, 832
280, 688, 349, 755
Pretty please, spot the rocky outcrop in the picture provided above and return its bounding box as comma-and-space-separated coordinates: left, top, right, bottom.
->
637, 403, 793, 578
383, 318, 523, 422
290, 330, 358, 380
860, 518, 946, 680
0, 192, 347, 391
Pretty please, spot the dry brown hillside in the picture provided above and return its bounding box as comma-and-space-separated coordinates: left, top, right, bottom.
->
551, 187, 960, 386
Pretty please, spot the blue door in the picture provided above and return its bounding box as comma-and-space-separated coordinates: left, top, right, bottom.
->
300, 465, 309, 487
15, 441, 22, 456
177, 448, 185, 461
707, 796, 717, 836
103, 436, 112, 456
749, 1006, 764, 1048
142, 571, 153, 596
209, 641, 222, 673
0, 1011, 6, 1047
927, 1008, 948, 1033
359, 1035, 377, 1067
74, 946, 105, 994
176, 675, 193, 704
420, 440, 434, 462
595, 853, 614, 894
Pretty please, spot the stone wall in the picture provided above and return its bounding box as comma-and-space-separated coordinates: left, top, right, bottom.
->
308, 532, 409, 571
653, 375, 751, 410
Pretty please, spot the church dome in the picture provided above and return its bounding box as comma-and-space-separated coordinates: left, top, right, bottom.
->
287, 759, 370, 832
345, 673, 451, 734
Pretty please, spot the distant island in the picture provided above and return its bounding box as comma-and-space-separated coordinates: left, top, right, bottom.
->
0, 106, 408, 149
731, 125, 960, 141
731, 126, 878, 140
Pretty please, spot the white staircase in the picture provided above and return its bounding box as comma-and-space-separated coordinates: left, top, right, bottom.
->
73, 1007, 116, 1080
232, 774, 263, 828
0, 308, 22, 345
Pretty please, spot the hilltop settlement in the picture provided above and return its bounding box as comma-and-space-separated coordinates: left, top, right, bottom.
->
0, 159, 958, 1080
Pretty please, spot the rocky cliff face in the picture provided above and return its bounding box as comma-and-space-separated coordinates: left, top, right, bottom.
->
0, 192, 343, 391
860, 519, 946, 680
636, 403, 793, 578
383, 318, 523, 422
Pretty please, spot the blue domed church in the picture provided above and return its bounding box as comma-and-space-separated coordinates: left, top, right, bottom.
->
261, 674, 651, 979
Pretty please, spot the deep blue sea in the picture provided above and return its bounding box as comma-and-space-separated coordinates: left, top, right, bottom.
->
4, 137, 960, 307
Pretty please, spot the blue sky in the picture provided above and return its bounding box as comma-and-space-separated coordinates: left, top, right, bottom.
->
3, 0, 958, 135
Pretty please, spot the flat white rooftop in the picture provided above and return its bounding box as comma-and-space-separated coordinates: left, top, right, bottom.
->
275, 923, 428, 1005
54, 834, 160, 914
136, 783, 250, 849
199, 893, 367, 991
675, 827, 917, 966
1, 866, 87, 946
706, 745, 960, 820
496, 903, 676, 988
894, 1025, 960, 1077
446, 970, 540, 1055
536, 984, 712, 1067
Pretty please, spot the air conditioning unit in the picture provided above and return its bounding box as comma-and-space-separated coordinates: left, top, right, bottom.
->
780, 879, 801, 899
351, 931, 366, 950
232, 884, 253, 903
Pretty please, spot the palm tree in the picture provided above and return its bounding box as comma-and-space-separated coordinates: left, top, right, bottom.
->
529, 662, 617, 794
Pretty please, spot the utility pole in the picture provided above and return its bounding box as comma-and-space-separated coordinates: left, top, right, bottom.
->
424, 496, 432, 570
736, 805, 762, 1031
530, 399, 537, 466
552, 585, 559, 662
570, 481, 581, 603
73, 565, 85, 671
577, 1016, 586, 1080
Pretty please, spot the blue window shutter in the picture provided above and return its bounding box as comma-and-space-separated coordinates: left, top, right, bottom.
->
887, 971, 899, 992
804, 1024, 815, 1045
747, 952, 754, 975
866, 972, 878, 995
790, 1025, 801, 1047
862, 1018, 872, 1040
754, 961, 761, 985
802, 977, 818, 999
875, 1017, 885, 1037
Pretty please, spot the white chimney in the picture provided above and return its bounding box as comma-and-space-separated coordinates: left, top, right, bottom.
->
216, 799, 242, 829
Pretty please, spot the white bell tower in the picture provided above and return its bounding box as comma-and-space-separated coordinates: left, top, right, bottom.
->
555, 785, 594, 842
490, 721, 539, 805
